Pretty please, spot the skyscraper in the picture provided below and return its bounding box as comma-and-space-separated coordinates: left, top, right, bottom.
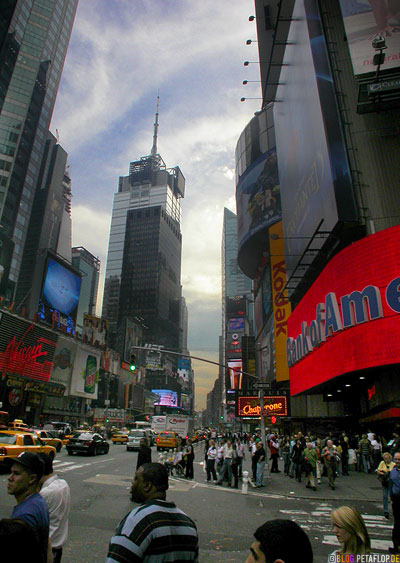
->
0, 0, 78, 292
71, 246, 100, 332
102, 100, 185, 352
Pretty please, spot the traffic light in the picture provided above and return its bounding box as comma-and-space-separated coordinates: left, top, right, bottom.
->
129, 353, 136, 372
271, 415, 276, 424
220, 415, 223, 420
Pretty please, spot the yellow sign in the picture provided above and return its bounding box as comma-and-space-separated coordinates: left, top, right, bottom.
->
269, 221, 291, 381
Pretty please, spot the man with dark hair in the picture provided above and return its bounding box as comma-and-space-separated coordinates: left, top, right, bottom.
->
246, 519, 313, 563
136, 438, 152, 470
6, 452, 50, 563
106, 462, 198, 562
38, 453, 71, 563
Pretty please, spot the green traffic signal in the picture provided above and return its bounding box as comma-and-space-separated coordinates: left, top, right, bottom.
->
129, 353, 136, 372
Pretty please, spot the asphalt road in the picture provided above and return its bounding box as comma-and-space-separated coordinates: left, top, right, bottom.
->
0, 443, 393, 562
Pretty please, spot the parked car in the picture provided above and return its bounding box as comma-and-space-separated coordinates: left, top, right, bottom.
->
111, 432, 128, 444
126, 429, 152, 451
66, 432, 109, 456
0, 431, 56, 467
34, 430, 63, 452
156, 431, 178, 451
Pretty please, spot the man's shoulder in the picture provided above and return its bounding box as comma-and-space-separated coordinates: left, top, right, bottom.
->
12, 493, 49, 526
120, 500, 197, 534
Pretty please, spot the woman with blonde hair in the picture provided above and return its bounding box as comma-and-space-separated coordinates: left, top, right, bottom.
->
329, 506, 371, 560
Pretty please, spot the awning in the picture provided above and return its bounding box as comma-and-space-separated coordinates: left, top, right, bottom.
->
359, 408, 400, 423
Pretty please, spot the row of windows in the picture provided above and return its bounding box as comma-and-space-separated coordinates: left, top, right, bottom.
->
2, 102, 26, 118
0, 144, 15, 157
0, 160, 11, 172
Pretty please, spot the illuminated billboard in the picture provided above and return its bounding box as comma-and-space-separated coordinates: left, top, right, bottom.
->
38, 256, 82, 334
70, 345, 100, 399
339, 1, 400, 76
236, 147, 281, 253
237, 396, 288, 417
288, 226, 400, 395
226, 359, 243, 390
82, 314, 108, 348
228, 317, 245, 331
274, 0, 357, 287
151, 389, 178, 407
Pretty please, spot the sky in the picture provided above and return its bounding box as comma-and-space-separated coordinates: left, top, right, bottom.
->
50, 0, 261, 410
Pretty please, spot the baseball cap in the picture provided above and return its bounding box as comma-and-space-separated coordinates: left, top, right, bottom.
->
5, 452, 45, 480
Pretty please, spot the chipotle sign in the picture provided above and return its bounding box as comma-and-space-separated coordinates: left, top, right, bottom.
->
238, 396, 288, 417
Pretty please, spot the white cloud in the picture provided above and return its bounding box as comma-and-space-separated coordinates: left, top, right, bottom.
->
52, 0, 261, 409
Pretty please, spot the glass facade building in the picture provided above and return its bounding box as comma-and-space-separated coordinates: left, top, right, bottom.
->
102, 153, 185, 351
0, 0, 78, 287
71, 246, 100, 332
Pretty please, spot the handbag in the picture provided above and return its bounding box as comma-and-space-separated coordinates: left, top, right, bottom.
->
378, 471, 389, 486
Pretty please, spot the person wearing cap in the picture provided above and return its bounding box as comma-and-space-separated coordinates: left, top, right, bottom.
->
39, 452, 71, 563
6, 451, 51, 563
245, 519, 313, 563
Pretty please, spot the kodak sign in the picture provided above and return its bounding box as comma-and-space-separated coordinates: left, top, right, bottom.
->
269, 221, 291, 381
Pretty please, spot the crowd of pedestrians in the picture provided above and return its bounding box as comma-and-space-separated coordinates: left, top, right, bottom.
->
4, 425, 400, 561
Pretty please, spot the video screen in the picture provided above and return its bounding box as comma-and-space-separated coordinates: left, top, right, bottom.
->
38, 256, 82, 334
228, 317, 245, 331
227, 359, 243, 390
151, 389, 178, 407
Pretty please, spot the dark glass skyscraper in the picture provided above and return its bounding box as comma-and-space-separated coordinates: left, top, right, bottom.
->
102, 102, 185, 352
0, 0, 78, 291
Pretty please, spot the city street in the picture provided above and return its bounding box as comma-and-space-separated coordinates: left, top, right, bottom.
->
0, 442, 392, 562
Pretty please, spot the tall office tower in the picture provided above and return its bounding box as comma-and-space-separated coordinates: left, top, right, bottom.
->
71, 246, 100, 331
15, 130, 72, 314
0, 0, 78, 293
102, 101, 185, 352
221, 208, 253, 415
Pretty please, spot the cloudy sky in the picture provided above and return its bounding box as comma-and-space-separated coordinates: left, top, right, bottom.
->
50, 0, 261, 409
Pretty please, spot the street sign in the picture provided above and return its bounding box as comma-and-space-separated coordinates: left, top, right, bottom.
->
253, 382, 271, 390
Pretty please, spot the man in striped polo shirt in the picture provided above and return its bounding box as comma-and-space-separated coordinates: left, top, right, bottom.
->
106, 462, 198, 562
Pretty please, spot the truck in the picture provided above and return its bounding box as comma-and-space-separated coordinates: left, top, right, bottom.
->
152, 415, 194, 444
165, 415, 194, 442
151, 416, 166, 434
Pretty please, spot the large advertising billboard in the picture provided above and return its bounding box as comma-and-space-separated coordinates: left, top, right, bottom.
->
38, 256, 82, 335
269, 221, 291, 381
226, 359, 243, 390
50, 336, 77, 389
70, 345, 100, 399
0, 312, 57, 383
82, 314, 108, 349
287, 226, 400, 395
236, 147, 281, 252
339, 0, 400, 76
151, 389, 178, 407
274, 0, 357, 285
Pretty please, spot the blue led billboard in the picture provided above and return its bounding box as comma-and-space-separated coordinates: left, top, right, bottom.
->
38, 256, 82, 334
151, 389, 178, 407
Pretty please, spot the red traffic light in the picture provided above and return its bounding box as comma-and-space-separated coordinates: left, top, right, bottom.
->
271, 416, 277, 424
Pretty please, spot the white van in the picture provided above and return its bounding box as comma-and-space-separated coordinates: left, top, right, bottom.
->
126, 429, 153, 451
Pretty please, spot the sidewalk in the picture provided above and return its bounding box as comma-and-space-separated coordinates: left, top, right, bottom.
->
237, 457, 382, 503
192, 443, 382, 503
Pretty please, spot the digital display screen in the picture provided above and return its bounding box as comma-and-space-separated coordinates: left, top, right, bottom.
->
151, 389, 178, 407
228, 318, 245, 331
227, 359, 243, 390
38, 256, 82, 334
288, 226, 400, 395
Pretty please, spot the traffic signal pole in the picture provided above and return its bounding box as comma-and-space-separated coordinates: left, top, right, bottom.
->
130, 345, 257, 379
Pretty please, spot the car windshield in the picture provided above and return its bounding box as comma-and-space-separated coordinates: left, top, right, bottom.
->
74, 433, 94, 440
160, 432, 174, 437
0, 433, 17, 444
129, 431, 146, 437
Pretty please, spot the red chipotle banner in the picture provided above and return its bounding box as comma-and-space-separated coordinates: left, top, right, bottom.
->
237, 396, 288, 417
0, 312, 57, 382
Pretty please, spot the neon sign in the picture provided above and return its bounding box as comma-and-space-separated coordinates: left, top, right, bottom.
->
238, 396, 288, 417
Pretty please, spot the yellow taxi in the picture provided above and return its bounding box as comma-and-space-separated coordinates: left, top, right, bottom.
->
34, 430, 63, 452
8, 419, 31, 432
111, 431, 128, 444
0, 430, 57, 466
156, 431, 178, 451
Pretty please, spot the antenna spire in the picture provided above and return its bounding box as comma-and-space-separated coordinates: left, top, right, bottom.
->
151, 95, 160, 157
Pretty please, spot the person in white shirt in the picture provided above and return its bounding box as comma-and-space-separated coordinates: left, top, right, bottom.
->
217, 441, 233, 486
206, 439, 218, 483
236, 439, 245, 478
39, 453, 71, 563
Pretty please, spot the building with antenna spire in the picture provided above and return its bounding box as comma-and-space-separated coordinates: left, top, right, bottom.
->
102, 99, 185, 356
